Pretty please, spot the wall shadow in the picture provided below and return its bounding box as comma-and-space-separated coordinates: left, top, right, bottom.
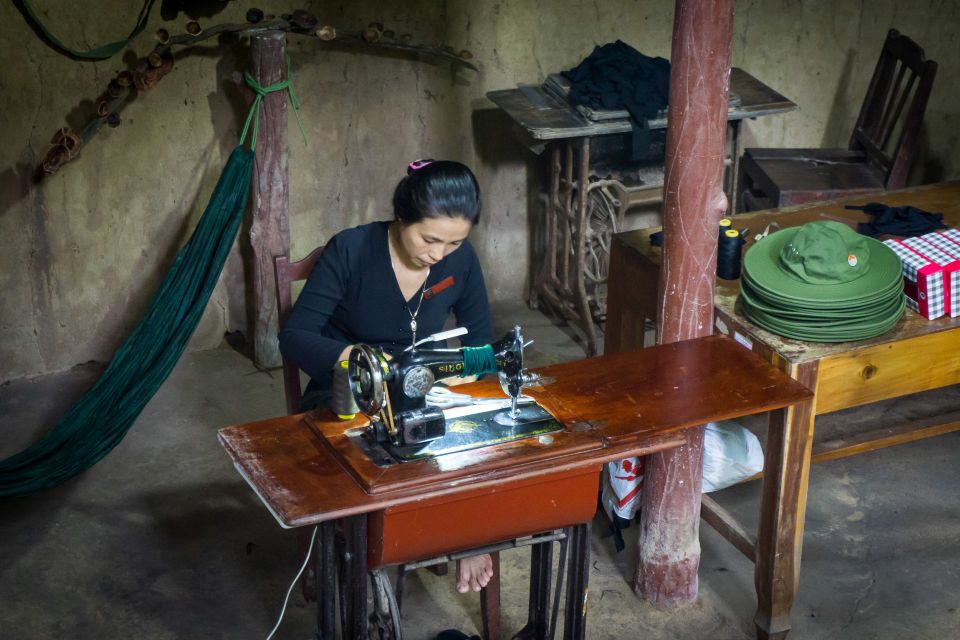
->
820, 48, 858, 148
471, 105, 544, 301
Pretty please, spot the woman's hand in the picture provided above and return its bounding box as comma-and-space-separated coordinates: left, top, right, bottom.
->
439, 374, 477, 386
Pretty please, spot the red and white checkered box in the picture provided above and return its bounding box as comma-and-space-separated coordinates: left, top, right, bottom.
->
901, 236, 960, 318
920, 229, 960, 314
882, 238, 951, 320
922, 229, 960, 261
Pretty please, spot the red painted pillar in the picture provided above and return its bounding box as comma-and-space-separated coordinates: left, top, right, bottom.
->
636, 0, 734, 606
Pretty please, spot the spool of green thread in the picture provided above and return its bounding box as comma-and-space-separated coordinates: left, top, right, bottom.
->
461, 345, 498, 376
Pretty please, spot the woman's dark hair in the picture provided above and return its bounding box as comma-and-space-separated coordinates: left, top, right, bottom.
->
392, 159, 482, 225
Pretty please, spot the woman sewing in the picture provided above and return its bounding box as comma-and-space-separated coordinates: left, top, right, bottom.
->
279, 158, 494, 593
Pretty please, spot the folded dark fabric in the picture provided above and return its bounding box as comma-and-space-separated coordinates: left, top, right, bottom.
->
562, 40, 670, 160
435, 631, 481, 640
846, 202, 947, 238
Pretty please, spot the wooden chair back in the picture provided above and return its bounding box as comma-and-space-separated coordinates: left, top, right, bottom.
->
849, 29, 938, 190
274, 246, 325, 415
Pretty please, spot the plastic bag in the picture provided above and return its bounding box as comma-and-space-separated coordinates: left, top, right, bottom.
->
601, 457, 645, 522
599, 421, 763, 551
600, 457, 645, 551
701, 420, 764, 493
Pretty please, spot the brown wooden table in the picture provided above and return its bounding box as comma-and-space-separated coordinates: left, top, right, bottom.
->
604, 181, 960, 640
219, 336, 811, 639
487, 68, 797, 354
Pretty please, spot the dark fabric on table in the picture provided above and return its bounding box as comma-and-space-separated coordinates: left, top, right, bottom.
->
279, 221, 492, 410
562, 40, 670, 160
435, 631, 480, 640
846, 202, 947, 237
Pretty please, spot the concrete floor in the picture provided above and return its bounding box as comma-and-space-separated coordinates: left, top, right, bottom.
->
2, 300, 960, 639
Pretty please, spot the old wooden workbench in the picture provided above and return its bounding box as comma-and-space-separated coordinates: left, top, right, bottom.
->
605, 181, 960, 639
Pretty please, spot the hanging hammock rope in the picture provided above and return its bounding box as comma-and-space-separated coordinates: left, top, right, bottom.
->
0, 60, 304, 498
17, 0, 158, 60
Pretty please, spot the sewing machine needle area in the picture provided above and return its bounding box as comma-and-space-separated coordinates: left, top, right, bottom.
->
345, 324, 561, 465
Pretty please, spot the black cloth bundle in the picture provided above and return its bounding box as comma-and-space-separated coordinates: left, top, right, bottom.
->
562, 40, 670, 160
846, 202, 947, 237
436, 631, 481, 640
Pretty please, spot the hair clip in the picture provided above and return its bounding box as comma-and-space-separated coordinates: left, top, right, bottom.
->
407, 159, 434, 174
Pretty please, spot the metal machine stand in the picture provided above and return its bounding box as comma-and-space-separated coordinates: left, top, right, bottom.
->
531, 138, 664, 355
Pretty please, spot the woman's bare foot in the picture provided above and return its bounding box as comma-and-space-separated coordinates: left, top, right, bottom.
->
456, 553, 493, 593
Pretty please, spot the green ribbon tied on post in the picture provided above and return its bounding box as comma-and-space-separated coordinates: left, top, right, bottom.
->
240, 55, 308, 150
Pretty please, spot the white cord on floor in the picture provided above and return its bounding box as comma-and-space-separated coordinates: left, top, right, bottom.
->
266, 525, 318, 640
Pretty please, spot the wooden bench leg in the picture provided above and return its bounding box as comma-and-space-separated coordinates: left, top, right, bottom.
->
754, 362, 818, 640
481, 551, 501, 640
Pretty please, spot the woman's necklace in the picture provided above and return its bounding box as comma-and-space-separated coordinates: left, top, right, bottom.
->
389, 223, 431, 345
407, 268, 430, 345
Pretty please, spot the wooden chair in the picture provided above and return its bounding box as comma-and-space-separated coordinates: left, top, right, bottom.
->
738, 29, 938, 211
273, 248, 501, 639
274, 246, 326, 415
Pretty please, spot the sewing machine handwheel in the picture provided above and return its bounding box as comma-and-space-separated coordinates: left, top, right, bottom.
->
348, 344, 386, 416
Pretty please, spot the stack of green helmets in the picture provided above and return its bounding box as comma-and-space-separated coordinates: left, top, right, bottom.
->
740, 220, 905, 342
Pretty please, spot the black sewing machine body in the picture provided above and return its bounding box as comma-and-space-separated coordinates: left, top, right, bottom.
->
347, 326, 556, 458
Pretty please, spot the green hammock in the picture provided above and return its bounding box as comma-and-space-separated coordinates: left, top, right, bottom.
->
0, 61, 305, 498
0, 146, 253, 497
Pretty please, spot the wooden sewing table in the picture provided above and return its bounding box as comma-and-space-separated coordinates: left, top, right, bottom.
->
604, 181, 960, 639
219, 335, 811, 639
487, 68, 797, 354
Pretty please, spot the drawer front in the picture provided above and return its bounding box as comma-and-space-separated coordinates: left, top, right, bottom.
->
368, 468, 599, 568
817, 331, 960, 414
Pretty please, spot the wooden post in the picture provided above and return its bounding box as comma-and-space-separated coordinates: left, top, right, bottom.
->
249, 32, 290, 368
636, 0, 734, 606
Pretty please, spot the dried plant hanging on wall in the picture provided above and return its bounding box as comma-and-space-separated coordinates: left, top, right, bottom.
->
17, 3, 476, 177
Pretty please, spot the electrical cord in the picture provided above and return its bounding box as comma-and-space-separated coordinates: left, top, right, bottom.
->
266, 525, 318, 640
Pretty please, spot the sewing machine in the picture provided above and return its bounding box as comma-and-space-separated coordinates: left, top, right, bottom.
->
347, 325, 558, 461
